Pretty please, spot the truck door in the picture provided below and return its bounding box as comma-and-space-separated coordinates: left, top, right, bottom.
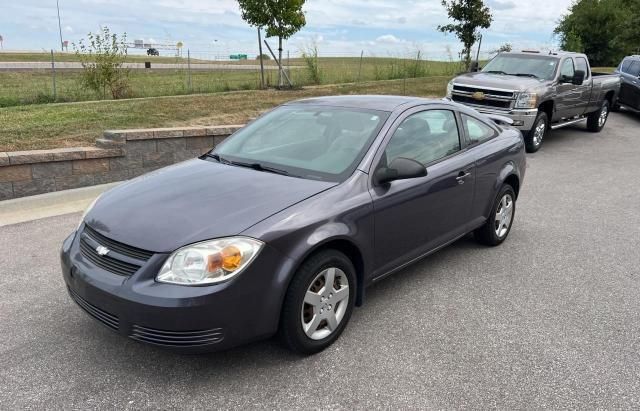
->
555, 58, 582, 120
573, 57, 593, 115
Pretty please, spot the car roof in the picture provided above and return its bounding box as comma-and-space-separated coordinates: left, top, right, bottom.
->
286, 95, 441, 112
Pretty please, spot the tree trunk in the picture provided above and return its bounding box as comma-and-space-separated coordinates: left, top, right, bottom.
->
278, 36, 283, 88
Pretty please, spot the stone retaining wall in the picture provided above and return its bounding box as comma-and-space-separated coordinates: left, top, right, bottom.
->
0, 125, 243, 200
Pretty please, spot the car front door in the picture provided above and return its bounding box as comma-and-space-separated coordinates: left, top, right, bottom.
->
369, 107, 476, 278
620, 60, 640, 110
555, 57, 582, 120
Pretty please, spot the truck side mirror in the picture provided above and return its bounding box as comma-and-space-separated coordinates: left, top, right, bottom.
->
572, 70, 585, 85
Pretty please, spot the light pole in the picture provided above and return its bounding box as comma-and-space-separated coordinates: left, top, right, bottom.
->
56, 0, 64, 51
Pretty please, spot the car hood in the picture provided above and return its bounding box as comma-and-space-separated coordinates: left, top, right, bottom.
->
84, 159, 336, 252
453, 72, 551, 92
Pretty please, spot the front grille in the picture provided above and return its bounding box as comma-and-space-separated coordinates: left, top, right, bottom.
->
80, 237, 141, 276
453, 85, 515, 98
83, 225, 154, 261
67, 286, 119, 331
452, 95, 512, 109
79, 224, 154, 277
130, 324, 225, 347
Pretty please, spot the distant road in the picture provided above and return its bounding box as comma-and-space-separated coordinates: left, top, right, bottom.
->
0, 62, 287, 71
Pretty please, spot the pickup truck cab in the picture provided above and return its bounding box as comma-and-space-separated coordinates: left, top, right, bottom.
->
446, 51, 621, 152
614, 55, 640, 112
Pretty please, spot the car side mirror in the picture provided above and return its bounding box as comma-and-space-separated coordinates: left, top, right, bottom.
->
374, 157, 427, 186
572, 70, 585, 85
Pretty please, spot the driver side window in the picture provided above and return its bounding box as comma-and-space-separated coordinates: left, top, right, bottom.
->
560, 58, 575, 81
384, 110, 461, 166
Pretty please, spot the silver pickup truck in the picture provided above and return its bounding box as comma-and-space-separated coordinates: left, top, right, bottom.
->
446, 51, 621, 152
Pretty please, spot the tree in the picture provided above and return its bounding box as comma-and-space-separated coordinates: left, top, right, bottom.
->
554, 0, 638, 66
438, 0, 493, 70
73, 27, 130, 99
493, 43, 512, 53
237, 0, 306, 87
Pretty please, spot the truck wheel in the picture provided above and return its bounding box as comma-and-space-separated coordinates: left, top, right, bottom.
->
525, 112, 548, 153
587, 100, 610, 132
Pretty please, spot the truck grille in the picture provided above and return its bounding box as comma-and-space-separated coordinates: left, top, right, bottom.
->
452, 85, 515, 110
79, 224, 153, 276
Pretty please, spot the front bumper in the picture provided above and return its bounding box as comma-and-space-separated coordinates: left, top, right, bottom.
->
474, 107, 539, 131
60, 227, 295, 353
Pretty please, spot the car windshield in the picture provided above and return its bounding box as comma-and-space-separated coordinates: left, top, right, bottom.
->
482, 54, 559, 80
212, 105, 389, 182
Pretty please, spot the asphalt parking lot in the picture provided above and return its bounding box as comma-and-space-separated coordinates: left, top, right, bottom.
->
1, 111, 640, 409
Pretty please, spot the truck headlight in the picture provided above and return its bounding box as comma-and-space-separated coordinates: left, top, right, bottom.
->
156, 237, 263, 285
446, 81, 454, 99
515, 92, 538, 109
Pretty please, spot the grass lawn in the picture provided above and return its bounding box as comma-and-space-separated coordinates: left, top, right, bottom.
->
0, 76, 450, 152
0, 56, 461, 107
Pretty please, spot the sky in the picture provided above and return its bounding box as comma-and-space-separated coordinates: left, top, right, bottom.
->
0, 0, 574, 60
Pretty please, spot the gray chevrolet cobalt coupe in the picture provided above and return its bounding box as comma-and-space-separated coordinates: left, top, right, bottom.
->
61, 96, 526, 354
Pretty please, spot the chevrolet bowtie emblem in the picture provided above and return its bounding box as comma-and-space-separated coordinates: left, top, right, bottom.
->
472, 91, 485, 101
96, 245, 110, 256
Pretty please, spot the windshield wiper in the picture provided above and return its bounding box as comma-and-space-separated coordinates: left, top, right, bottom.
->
204, 153, 231, 164
485, 70, 508, 75
511, 73, 539, 78
229, 160, 290, 176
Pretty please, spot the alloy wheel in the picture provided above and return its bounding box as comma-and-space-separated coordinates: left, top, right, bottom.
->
494, 194, 514, 238
533, 119, 546, 147
301, 267, 349, 340
599, 104, 609, 128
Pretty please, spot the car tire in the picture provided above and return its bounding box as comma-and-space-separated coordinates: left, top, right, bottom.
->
279, 249, 356, 355
525, 112, 548, 153
587, 99, 610, 132
474, 184, 517, 247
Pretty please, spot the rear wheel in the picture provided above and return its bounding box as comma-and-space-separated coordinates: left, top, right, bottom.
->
587, 99, 610, 132
279, 250, 356, 355
525, 112, 548, 153
475, 184, 516, 246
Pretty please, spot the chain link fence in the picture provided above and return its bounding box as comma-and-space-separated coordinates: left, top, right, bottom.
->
0, 48, 494, 108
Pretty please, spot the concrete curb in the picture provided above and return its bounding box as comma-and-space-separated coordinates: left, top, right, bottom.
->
0, 182, 121, 227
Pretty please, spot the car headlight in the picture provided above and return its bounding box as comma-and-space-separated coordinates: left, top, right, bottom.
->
77, 194, 101, 230
156, 237, 263, 286
446, 81, 454, 99
515, 92, 538, 109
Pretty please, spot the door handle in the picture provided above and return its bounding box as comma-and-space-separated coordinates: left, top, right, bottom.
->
456, 171, 471, 184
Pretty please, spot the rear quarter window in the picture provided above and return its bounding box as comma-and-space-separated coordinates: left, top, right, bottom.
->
462, 114, 497, 145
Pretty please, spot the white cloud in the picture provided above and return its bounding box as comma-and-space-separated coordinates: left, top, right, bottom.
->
0, 0, 575, 57
376, 34, 403, 44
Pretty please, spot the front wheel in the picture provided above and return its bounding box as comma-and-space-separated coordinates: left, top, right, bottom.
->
475, 184, 517, 246
587, 99, 610, 132
525, 112, 548, 153
279, 250, 356, 355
